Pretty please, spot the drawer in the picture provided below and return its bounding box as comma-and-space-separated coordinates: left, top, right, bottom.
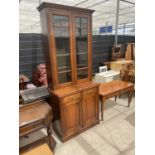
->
20, 120, 43, 136
83, 88, 97, 97
62, 93, 81, 103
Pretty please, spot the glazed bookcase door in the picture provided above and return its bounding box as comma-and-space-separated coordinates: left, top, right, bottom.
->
72, 14, 91, 83
51, 12, 73, 88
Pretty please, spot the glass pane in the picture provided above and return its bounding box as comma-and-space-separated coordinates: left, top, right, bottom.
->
75, 17, 88, 28
54, 27, 69, 37
75, 17, 88, 80
53, 15, 69, 27
77, 69, 88, 79
76, 39, 88, 67
81, 18, 88, 28
57, 56, 71, 71
53, 15, 72, 84
75, 28, 88, 37
75, 18, 80, 27
58, 72, 71, 83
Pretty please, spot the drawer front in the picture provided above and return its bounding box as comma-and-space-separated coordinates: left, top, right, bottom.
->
83, 88, 97, 98
20, 120, 43, 136
62, 93, 81, 103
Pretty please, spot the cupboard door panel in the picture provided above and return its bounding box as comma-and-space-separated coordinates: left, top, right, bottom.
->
82, 88, 99, 128
61, 95, 82, 137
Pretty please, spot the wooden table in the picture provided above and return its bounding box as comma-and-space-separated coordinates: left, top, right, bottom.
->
19, 100, 56, 151
99, 80, 134, 121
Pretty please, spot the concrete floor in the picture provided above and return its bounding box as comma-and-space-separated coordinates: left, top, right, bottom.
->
20, 95, 135, 155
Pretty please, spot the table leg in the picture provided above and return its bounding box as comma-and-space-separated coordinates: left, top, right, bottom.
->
128, 90, 133, 107
115, 96, 117, 102
47, 123, 56, 150
101, 98, 105, 121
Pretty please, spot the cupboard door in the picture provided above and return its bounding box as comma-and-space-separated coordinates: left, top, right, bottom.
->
73, 15, 90, 81
61, 93, 82, 137
82, 88, 99, 128
52, 14, 72, 84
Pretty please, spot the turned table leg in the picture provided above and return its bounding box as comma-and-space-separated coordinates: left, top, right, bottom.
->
101, 98, 106, 121
47, 123, 56, 150
128, 90, 133, 107
115, 96, 117, 102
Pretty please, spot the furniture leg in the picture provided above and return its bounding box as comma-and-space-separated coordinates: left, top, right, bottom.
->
47, 123, 56, 150
128, 90, 133, 107
115, 96, 117, 102
101, 98, 105, 121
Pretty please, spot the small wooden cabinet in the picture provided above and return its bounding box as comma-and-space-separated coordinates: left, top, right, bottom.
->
38, 2, 99, 141
49, 82, 99, 141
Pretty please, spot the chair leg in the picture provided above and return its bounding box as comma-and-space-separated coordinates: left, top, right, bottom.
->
101, 98, 106, 121
47, 123, 56, 151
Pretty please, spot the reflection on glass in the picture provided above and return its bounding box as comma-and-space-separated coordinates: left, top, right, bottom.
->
53, 15, 72, 83
75, 17, 88, 79
77, 69, 88, 79
75, 28, 88, 37
53, 15, 69, 27
54, 27, 69, 37
58, 72, 71, 83
75, 17, 88, 28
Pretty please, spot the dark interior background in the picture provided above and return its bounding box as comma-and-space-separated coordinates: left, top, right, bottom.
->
19, 33, 135, 79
